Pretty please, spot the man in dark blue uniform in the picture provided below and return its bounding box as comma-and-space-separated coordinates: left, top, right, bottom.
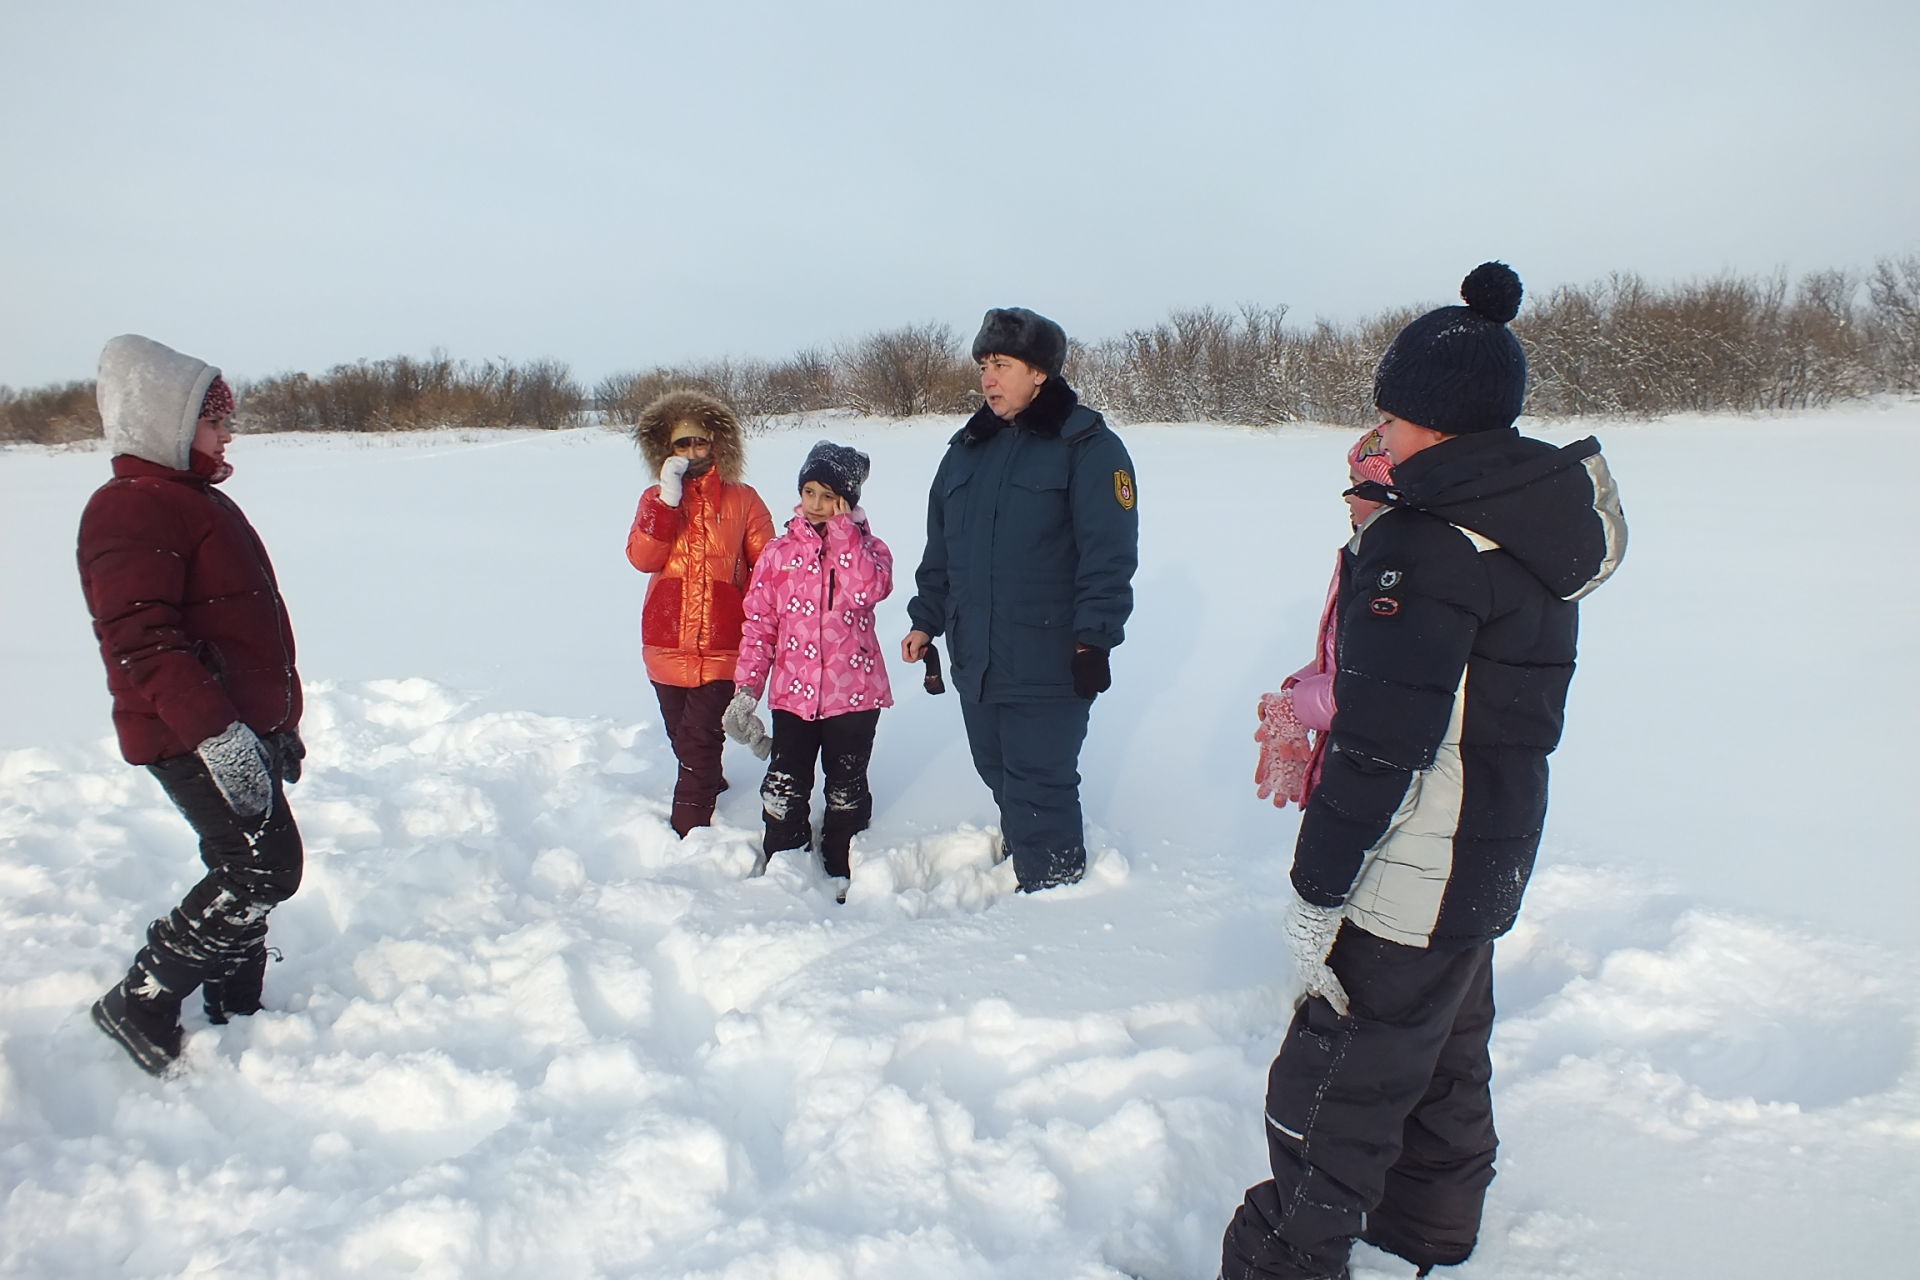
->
902, 307, 1139, 892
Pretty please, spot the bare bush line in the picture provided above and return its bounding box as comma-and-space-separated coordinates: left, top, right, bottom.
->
6, 257, 1918, 445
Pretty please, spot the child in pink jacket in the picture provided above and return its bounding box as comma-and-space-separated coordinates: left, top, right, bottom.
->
725, 441, 893, 891
1255, 426, 1394, 808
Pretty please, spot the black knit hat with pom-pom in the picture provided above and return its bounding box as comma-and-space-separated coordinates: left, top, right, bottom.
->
1373, 262, 1528, 434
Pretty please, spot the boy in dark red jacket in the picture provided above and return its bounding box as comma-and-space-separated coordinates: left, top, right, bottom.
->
78, 334, 306, 1076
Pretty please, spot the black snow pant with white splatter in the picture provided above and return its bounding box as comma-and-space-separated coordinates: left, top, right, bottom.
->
761, 708, 880, 876
1221, 927, 1497, 1280
120, 754, 304, 1011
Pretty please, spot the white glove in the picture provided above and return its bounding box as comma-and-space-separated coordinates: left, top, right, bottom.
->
1283, 893, 1350, 1015
658, 455, 690, 507
196, 721, 275, 819
722, 689, 772, 760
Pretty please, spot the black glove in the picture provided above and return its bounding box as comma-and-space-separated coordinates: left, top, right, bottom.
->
270, 730, 307, 784
1071, 645, 1111, 700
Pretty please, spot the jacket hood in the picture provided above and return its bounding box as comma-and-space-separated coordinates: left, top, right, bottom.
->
1379, 428, 1627, 601
97, 334, 221, 471
632, 390, 747, 482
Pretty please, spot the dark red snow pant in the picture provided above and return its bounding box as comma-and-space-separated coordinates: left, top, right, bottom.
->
653, 679, 733, 836
1221, 927, 1498, 1280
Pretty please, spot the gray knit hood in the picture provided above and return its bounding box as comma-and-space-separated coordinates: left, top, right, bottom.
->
96, 334, 222, 470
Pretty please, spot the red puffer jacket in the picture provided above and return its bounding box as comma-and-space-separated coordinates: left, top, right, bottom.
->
626, 467, 774, 688
77, 456, 301, 763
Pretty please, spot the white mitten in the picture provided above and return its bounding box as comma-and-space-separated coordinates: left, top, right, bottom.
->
658, 455, 691, 507
196, 721, 274, 819
722, 689, 772, 760
1283, 893, 1350, 1015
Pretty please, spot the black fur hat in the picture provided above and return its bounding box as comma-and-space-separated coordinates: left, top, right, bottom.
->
971, 307, 1067, 378
1373, 262, 1528, 435
797, 439, 870, 507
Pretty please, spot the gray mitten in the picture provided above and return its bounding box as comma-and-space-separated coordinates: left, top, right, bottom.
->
196, 721, 274, 818
1283, 893, 1350, 1015
722, 689, 773, 760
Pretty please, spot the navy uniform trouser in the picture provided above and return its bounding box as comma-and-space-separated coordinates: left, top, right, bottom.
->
957, 694, 1091, 890
125, 754, 304, 1004
1221, 927, 1498, 1280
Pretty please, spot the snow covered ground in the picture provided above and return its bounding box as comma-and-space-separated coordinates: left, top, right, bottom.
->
2, 404, 1916, 1279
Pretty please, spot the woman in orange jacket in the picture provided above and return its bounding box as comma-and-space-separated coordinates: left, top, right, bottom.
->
626, 391, 775, 835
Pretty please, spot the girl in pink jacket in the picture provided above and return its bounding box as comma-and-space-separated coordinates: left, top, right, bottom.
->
725, 442, 892, 892
1256, 426, 1394, 808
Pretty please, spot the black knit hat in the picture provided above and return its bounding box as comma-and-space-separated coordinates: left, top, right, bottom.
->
971, 307, 1067, 378
1373, 262, 1528, 435
797, 439, 870, 507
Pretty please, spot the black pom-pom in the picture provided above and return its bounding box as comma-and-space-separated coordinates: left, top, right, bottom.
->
1460, 261, 1523, 324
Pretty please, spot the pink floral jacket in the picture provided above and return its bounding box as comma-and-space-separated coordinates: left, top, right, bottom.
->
735, 508, 894, 720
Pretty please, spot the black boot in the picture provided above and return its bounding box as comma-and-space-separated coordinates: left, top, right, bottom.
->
203, 944, 277, 1024
1013, 846, 1087, 893
92, 977, 184, 1076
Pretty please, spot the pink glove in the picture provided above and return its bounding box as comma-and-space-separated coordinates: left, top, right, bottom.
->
1254, 689, 1315, 808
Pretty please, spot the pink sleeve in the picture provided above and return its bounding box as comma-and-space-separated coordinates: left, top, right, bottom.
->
1288, 671, 1337, 732
733, 549, 780, 697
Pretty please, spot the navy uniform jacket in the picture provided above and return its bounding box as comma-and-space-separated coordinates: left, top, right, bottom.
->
907, 379, 1139, 702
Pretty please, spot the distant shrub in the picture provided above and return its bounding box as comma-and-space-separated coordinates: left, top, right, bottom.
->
1866, 254, 1920, 393
1071, 305, 1409, 427
242, 353, 584, 433
0, 380, 100, 444
832, 322, 975, 419
6, 257, 1917, 443
1519, 269, 1874, 417
594, 354, 838, 433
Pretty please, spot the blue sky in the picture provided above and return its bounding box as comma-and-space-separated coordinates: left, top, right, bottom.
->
3, 0, 1915, 389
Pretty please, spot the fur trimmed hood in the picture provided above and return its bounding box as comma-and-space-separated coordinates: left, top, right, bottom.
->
632, 390, 747, 482
97, 334, 221, 471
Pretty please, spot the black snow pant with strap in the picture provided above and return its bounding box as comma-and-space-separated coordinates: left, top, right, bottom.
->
1222, 927, 1498, 1280
122, 754, 304, 1010
761, 708, 880, 876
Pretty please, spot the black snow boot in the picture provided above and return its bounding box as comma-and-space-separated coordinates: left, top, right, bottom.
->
203, 944, 278, 1024
92, 978, 184, 1077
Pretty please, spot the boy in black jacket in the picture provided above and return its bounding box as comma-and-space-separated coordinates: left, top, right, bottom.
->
1221, 264, 1627, 1280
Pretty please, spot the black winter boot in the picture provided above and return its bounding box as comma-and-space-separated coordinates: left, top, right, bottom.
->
203, 944, 277, 1024
92, 977, 184, 1076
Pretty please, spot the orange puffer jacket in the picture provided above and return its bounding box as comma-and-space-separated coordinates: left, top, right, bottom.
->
627, 468, 775, 688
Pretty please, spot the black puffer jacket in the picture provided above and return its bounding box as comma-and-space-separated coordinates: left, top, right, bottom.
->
1292, 428, 1626, 948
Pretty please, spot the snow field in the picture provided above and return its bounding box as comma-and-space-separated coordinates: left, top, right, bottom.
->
2, 408, 1917, 1278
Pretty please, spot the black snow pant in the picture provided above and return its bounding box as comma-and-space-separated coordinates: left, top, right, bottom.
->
957, 694, 1091, 891
122, 754, 304, 1009
653, 679, 733, 836
761, 708, 880, 877
1221, 927, 1498, 1280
